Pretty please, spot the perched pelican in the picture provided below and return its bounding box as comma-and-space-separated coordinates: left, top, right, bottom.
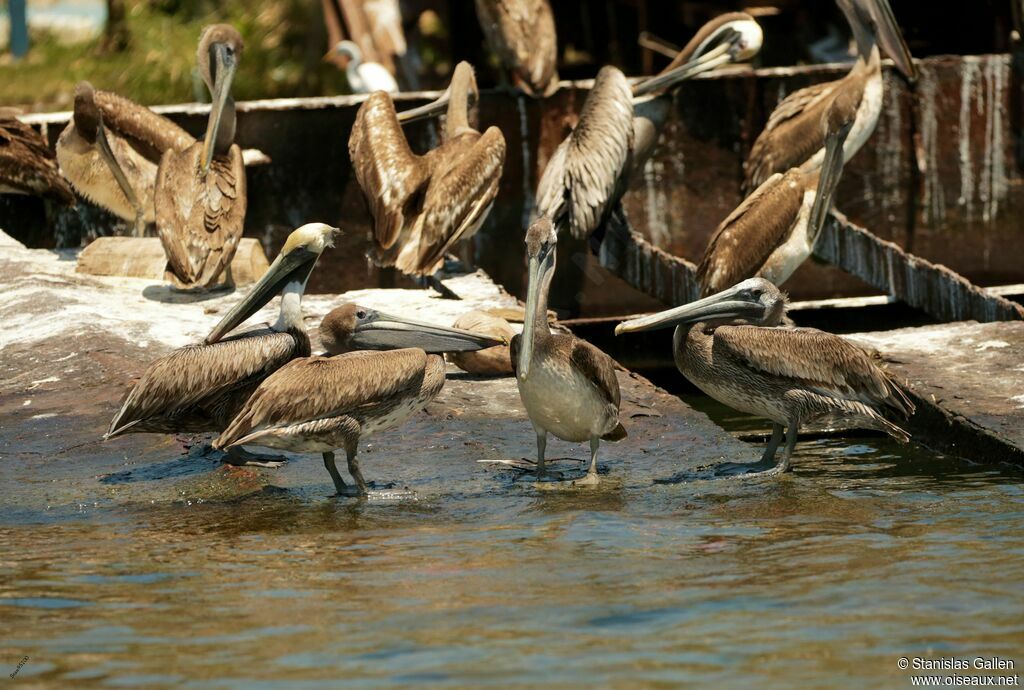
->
349, 61, 506, 291
330, 40, 399, 94
536, 13, 762, 242
475, 0, 559, 97
155, 24, 246, 290
616, 278, 914, 477
742, 0, 915, 194
447, 310, 516, 375
698, 85, 858, 295
105, 223, 339, 467
215, 306, 502, 497
56, 82, 194, 232
513, 217, 626, 485
0, 109, 75, 205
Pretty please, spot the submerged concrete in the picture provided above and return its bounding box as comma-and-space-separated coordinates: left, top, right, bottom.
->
0, 234, 756, 515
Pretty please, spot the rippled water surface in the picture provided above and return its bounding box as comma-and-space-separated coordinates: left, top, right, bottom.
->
2, 393, 1022, 689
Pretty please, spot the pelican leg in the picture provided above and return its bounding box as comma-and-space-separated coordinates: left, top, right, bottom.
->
776, 423, 799, 475
323, 451, 354, 496
345, 445, 370, 497
224, 446, 289, 468
712, 423, 786, 478
422, 274, 460, 300
535, 429, 548, 479
572, 436, 601, 487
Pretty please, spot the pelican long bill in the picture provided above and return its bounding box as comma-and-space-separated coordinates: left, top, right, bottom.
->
868, 0, 915, 80
347, 309, 505, 352
615, 284, 766, 335
200, 40, 238, 174
517, 242, 554, 380
94, 118, 144, 234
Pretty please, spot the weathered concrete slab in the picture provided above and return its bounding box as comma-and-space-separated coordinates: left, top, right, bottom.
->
0, 235, 756, 516
852, 322, 1024, 466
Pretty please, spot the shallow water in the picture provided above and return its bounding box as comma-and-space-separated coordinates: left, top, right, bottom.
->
2, 389, 1022, 689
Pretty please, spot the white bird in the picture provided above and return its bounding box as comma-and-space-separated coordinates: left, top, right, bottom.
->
331, 40, 399, 94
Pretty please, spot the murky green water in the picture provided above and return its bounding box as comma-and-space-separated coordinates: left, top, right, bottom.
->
1, 390, 1022, 688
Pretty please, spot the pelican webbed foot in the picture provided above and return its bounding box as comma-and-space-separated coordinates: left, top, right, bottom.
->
224, 447, 289, 468
708, 423, 796, 479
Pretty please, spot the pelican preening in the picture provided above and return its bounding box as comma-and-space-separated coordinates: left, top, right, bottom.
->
155, 24, 246, 290
330, 40, 400, 94
697, 84, 859, 296
513, 217, 626, 485
475, 0, 559, 98
616, 278, 914, 477
55, 82, 194, 233
0, 109, 75, 205
106, 223, 339, 467
215, 305, 503, 497
742, 0, 915, 194
349, 61, 506, 292
535, 13, 762, 242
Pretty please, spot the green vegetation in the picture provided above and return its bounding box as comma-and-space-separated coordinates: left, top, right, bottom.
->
0, 0, 351, 110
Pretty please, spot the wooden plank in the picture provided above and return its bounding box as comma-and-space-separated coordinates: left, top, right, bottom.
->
76, 237, 271, 286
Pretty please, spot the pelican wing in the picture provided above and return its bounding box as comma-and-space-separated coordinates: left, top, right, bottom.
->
568, 338, 621, 409
95, 90, 195, 162
403, 127, 506, 275
697, 169, 805, 295
742, 80, 837, 194
155, 143, 246, 288
713, 325, 914, 417
349, 92, 428, 250
217, 348, 429, 446
107, 329, 300, 437
0, 112, 75, 205
475, 0, 559, 97
535, 66, 633, 239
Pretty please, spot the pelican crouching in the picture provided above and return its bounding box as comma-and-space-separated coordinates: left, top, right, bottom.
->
155, 24, 246, 290
0, 109, 75, 205
105, 223, 339, 467
215, 306, 503, 497
512, 217, 626, 486
698, 85, 858, 295
616, 278, 914, 477
56, 81, 195, 234
349, 61, 506, 297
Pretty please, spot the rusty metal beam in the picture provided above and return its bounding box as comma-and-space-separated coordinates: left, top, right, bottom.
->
815, 212, 1024, 323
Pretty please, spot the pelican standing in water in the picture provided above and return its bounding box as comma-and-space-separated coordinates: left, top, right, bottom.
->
616, 278, 914, 477
0, 109, 75, 205
215, 305, 503, 497
56, 82, 194, 234
536, 13, 761, 243
106, 223, 339, 467
742, 0, 915, 194
349, 61, 506, 296
698, 85, 859, 295
155, 24, 246, 290
512, 217, 626, 486
475, 0, 559, 97
329, 40, 399, 94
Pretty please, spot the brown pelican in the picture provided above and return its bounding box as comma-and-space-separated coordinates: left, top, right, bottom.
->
698, 86, 858, 295
447, 310, 516, 375
56, 81, 194, 233
105, 223, 339, 467
349, 61, 506, 294
616, 278, 914, 477
475, 0, 559, 98
214, 307, 502, 497
535, 13, 762, 242
742, 0, 915, 194
513, 217, 626, 485
155, 24, 246, 290
0, 109, 75, 205
329, 40, 399, 94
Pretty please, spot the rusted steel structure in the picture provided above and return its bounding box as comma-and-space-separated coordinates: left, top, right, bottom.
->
3, 53, 1022, 318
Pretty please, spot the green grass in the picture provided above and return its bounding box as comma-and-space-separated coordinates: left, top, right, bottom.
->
0, 0, 351, 110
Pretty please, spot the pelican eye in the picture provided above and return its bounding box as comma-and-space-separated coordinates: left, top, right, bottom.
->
356, 309, 367, 319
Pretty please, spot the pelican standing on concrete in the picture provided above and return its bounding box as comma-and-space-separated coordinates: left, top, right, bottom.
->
214, 305, 502, 497
536, 13, 762, 243
475, 0, 559, 97
105, 223, 339, 467
742, 0, 915, 194
0, 109, 75, 205
349, 61, 505, 294
616, 278, 914, 477
330, 40, 399, 94
512, 217, 626, 485
155, 24, 246, 290
698, 86, 859, 295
